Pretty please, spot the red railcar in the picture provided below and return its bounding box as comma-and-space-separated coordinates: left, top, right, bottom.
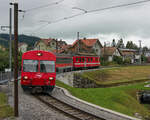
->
56, 54, 100, 71
73, 56, 100, 69
56, 54, 73, 72
21, 50, 56, 93
21, 50, 100, 93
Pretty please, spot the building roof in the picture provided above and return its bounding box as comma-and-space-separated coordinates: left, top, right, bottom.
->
61, 44, 72, 49
73, 38, 102, 47
119, 48, 137, 52
40, 38, 55, 46
18, 42, 28, 47
101, 47, 121, 56
52, 44, 72, 54
119, 48, 136, 56
121, 51, 134, 56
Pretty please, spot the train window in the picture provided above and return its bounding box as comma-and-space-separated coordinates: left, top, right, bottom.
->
91, 58, 93, 62
76, 58, 78, 62
79, 58, 82, 62
23, 60, 38, 72
88, 58, 90, 62
82, 58, 84, 62
56, 57, 72, 64
40, 61, 55, 73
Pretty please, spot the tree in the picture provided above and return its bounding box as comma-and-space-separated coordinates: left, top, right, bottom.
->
111, 39, 116, 47
142, 46, 149, 53
126, 41, 138, 49
117, 38, 124, 48
0, 50, 9, 71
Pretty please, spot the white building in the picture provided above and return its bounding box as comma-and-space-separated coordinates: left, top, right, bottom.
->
18, 42, 28, 53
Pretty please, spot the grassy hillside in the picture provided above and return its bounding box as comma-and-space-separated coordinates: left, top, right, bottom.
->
56, 80, 150, 119
80, 66, 150, 86
0, 33, 40, 48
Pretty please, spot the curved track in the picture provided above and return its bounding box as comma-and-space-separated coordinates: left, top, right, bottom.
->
35, 94, 105, 120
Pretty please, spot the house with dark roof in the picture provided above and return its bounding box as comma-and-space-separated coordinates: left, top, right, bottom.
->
101, 47, 122, 61
119, 48, 139, 63
67, 38, 103, 56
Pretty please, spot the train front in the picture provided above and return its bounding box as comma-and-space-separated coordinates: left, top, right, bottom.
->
21, 50, 56, 93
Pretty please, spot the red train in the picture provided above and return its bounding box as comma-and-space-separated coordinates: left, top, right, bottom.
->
21, 50, 100, 93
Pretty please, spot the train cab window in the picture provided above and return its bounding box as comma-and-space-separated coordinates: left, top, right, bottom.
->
23, 60, 38, 72
40, 61, 55, 73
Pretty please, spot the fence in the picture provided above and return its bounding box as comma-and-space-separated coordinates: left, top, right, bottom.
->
0, 71, 21, 84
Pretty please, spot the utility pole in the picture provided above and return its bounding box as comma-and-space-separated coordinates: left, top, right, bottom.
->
77, 32, 80, 53
9, 8, 12, 72
10, 1, 19, 117
104, 42, 106, 61
56, 39, 58, 53
139, 40, 142, 64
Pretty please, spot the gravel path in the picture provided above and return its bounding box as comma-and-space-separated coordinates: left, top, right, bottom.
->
3, 82, 73, 120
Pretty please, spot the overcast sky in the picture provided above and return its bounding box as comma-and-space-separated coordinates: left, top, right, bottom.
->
1, 0, 150, 47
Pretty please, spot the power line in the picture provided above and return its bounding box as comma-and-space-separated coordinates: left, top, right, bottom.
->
18, 0, 64, 21
25, 0, 64, 12
31, 0, 150, 35
89, 0, 150, 13
19, 0, 65, 33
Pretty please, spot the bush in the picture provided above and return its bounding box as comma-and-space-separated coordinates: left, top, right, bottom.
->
123, 58, 131, 64
113, 56, 123, 64
141, 55, 147, 63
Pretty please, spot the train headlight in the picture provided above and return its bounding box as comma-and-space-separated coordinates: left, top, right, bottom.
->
37, 52, 42, 56
23, 76, 28, 80
49, 77, 54, 80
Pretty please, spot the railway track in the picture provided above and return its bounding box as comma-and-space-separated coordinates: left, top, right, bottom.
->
35, 94, 105, 120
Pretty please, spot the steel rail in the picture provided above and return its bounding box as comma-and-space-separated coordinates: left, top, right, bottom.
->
35, 94, 105, 120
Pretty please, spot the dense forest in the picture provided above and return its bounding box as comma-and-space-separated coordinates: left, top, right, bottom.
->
0, 33, 40, 48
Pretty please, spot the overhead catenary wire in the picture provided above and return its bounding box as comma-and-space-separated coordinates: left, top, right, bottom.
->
89, 0, 150, 13
47, 0, 150, 24
25, 0, 64, 12
19, 0, 65, 34
18, 0, 64, 22
31, 0, 150, 35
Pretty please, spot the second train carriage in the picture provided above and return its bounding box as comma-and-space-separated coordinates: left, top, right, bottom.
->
56, 53, 100, 71
73, 55, 100, 69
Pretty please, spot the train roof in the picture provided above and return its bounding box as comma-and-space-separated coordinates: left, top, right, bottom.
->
54, 52, 99, 57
